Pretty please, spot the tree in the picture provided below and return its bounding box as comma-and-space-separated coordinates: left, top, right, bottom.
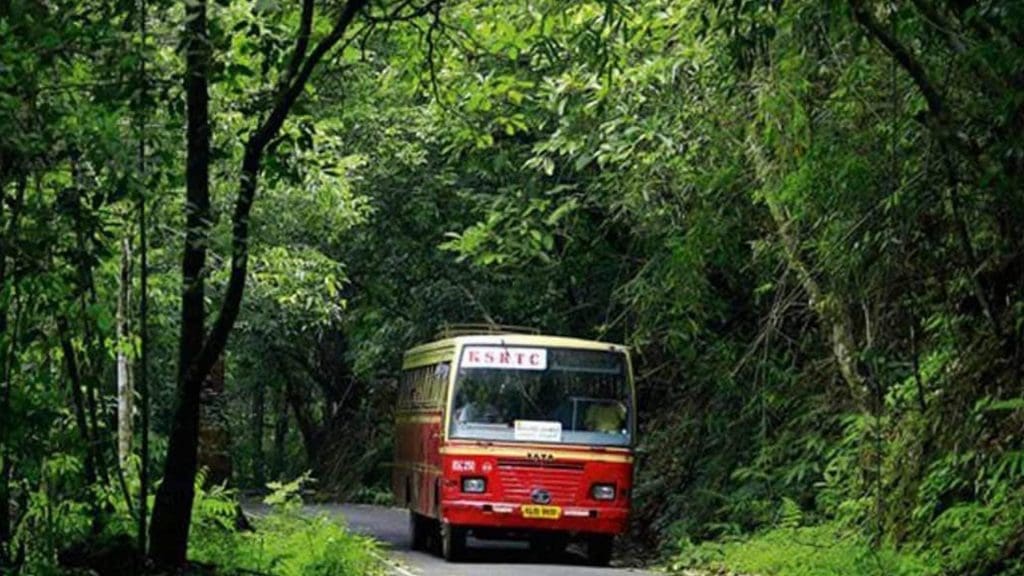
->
2, 0, 1023, 573
148, 0, 452, 565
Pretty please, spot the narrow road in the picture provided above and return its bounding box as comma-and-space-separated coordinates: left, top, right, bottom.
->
305, 503, 659, 576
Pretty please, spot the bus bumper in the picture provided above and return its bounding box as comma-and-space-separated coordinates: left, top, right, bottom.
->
442, 500, 629, 535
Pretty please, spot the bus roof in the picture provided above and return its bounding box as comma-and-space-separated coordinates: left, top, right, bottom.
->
404, 333, 628, 361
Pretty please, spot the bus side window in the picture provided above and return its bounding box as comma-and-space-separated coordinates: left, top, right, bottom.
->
410, 368, 419, 407
434, 363, 449, 407
425, 365, 434, 408
406, 369, 418, 408
413, 366, 430, 408
398, 370, 412, 410
401, 364, 449, 410
419, 366, 430, 406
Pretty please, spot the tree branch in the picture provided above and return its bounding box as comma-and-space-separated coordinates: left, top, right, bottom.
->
364, 0, 438, 24
185, 0, 370, 398
273, 350, 323, 465
909, 0, 1009, 95
425, 0, 443, 103
261, 0, 370, 146
282, 0, 315, 88
849, 0, 946, 120
849, 0, 983, 165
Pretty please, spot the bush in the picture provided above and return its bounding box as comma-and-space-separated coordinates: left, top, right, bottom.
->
189, 472, 385, 576
671, 524, 939, 576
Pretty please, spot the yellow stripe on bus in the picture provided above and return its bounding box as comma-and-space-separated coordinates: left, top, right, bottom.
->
439, 445, 633, 464
395, 414, 443, 424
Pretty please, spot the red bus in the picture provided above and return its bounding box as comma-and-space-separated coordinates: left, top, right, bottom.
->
392, 328, 636, 564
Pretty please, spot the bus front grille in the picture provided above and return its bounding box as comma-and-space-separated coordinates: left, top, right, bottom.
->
495, 458, 585, 471
496, 459, 584, 503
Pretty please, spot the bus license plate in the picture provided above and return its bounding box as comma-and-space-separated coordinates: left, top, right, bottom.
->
522, 505, 561, 519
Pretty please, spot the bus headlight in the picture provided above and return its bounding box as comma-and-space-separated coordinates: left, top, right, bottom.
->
590, 483, 616, 501
462, 477, 486, 493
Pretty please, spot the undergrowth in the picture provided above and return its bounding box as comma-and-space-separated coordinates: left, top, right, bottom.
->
671, 524, 938, 576
189, 472, 385, 576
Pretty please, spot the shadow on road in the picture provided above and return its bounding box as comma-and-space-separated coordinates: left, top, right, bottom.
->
417, 536, 594, 566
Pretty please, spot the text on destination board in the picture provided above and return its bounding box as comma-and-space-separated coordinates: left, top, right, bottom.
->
462, 346, 548, 370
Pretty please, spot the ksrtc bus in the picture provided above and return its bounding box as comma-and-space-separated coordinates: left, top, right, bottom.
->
392, 330, 636, 564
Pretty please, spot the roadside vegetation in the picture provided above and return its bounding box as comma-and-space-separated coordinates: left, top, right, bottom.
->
189, 475, 385, 576
2, 0, 1024, 574
673, 524, 940, 576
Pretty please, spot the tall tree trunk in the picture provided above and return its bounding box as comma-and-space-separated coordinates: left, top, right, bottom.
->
282, 369, 321, 467
197, 356, 231, 487
57, 318, 102, 532
148, 0, 212, 564
117, 236, 133, 467
252, 379, 265, 487
768, 203, 869, 405
68, 153, 111, 488
0, 171, 12, 564
135, 0, 150, 555
0, 424, 8, 563
137, 196, 150, 557
746, 138, 870, 405
0, 172, 25, 564
272, 384, 288, 481
0, 343, 8, 560
150, 0, 369, 565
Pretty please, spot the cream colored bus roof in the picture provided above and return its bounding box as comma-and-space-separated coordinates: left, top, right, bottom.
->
404, 334, 628, 359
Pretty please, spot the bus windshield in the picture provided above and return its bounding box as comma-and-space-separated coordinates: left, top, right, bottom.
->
449, 346, 632, 447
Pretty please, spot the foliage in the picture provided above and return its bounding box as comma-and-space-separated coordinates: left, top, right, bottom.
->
672, 524, 940, 576
189, 472, 385, 576
3, 0, 1024, 573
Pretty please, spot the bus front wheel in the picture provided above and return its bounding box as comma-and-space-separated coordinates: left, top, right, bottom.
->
440, 522, 466, 561
409, 512, 429, 551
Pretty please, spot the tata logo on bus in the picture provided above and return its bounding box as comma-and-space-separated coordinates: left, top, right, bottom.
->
462, 346, 548, 370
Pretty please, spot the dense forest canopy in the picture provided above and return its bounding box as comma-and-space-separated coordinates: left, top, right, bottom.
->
2, 0, 1024, 574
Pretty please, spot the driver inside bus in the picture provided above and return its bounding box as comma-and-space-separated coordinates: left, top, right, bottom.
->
454, 383, 502, 424
456, 400, 501, 424
584, 400, 627, 433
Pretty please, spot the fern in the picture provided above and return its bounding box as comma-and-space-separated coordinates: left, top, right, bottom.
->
263, 470, 314, 513
777, 497, 803, 529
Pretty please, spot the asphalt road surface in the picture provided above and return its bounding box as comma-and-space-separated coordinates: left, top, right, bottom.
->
304, 503, 659, 576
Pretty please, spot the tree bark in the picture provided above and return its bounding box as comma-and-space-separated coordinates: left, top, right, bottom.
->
849, 0, 948, 129
768, 202, 870, 405
181, 0, 369, 395
272, 384, 288, 481
117, 236, 133, 467
149, 0, 370, 566
252, 379, 265, 487
136, 0, 151, 556
940, 144, 1001, 338
0, 171, 12, 563
0, 172, 25, 564
282, 370, 321, 467
57, 318, 101, 532
67, 157, 112, 489
137, 194, 150, 557
746, 135, 870, 405
147, 0, 212, 564
197, 356, 231, 487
